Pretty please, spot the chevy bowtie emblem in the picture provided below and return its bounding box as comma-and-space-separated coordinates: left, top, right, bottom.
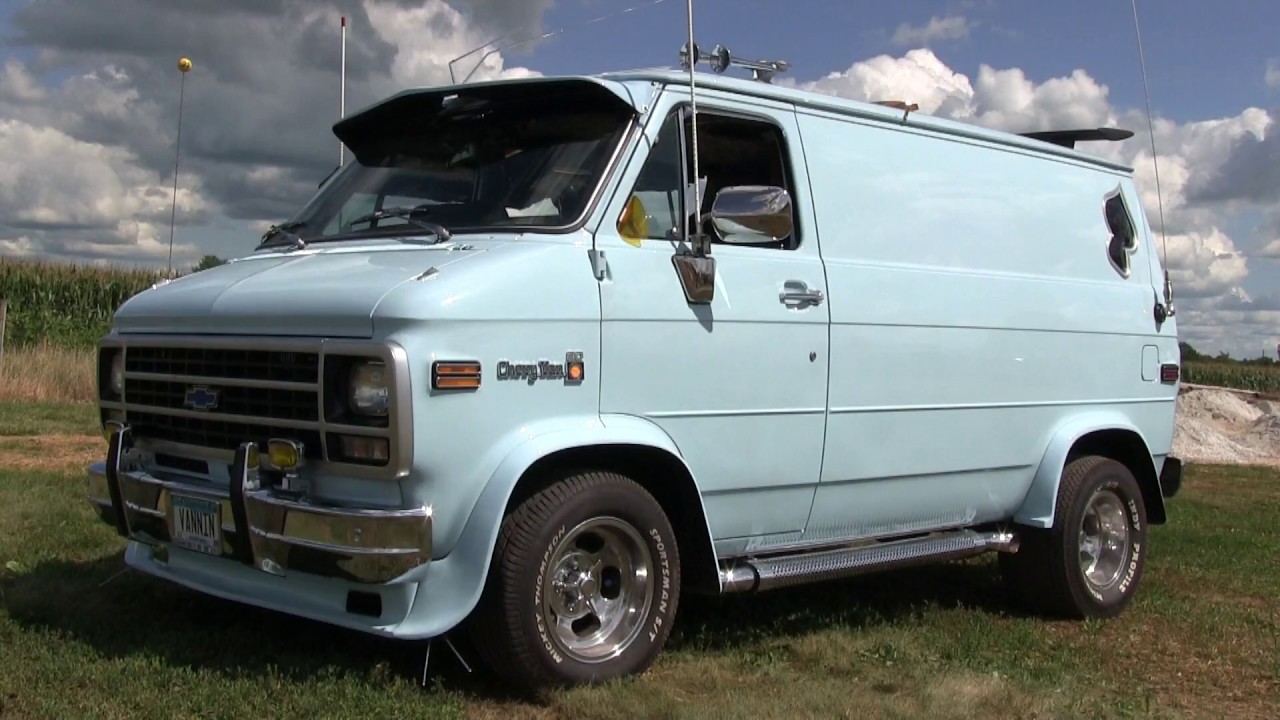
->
184, 385, 220, 411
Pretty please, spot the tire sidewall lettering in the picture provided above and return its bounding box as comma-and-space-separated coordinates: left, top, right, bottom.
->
648, 527, 672, 643
534, 524, 568, 665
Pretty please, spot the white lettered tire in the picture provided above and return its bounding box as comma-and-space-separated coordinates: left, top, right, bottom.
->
1000, 455, 1147, 618
469, 470, 680, 692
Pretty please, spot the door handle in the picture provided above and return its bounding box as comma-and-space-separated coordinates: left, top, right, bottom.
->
779, 280, 824, 307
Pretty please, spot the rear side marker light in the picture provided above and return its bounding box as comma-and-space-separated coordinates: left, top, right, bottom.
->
1160, 363, 1180, 383
432, 360, 481, 390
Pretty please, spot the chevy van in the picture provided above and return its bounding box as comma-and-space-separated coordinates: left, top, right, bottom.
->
87, 55, 1182, 691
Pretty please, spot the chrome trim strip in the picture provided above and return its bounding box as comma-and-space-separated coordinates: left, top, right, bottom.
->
125, 371, 318, 392
247, 491, 429, 520
120, 402, 321, 429
322, 423, 394, 438
828, 396, 1177, 414
644, 407, 826, 419
247, 528, 422, 556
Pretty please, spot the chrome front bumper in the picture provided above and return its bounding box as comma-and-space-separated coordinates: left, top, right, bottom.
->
87, 427, 432, 585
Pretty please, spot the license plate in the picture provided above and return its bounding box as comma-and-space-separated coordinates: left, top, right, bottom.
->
172, 494, 222, 556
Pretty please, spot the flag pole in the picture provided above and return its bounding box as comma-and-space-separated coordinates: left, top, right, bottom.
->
339, 15, 346, 166
168, 56, 192, 277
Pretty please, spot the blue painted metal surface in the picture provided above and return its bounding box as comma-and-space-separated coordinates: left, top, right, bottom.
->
97, 69, 1179, 641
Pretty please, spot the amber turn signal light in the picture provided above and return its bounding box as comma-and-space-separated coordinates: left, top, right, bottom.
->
432, 360, 481, 390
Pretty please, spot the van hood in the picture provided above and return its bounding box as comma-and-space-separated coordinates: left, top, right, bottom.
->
112, 240, 496, 337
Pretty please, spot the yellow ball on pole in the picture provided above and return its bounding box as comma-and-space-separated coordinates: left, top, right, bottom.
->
178, 57, 192, 72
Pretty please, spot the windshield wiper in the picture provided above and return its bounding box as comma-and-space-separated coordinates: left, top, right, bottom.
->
258, 221, 307, 250
345, 205, 453, 242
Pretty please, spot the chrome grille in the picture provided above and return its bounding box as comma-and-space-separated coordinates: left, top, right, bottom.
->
119, 344, 322, 459
126, 378, 318, 421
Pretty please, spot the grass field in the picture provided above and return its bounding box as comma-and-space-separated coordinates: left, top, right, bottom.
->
0, 403, 1277, 718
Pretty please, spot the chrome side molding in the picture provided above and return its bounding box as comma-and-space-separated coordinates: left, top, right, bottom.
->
718, 528, 1019, 593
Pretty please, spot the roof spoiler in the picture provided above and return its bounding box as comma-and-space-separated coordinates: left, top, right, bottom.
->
1018, 127, 1134, 149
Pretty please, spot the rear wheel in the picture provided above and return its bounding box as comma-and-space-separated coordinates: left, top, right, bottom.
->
1000, 455, 1147, 618
469, 470, 680, 692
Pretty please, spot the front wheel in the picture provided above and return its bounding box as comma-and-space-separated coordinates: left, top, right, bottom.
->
469, 470, 681, 692
1000, 455, 1147, 618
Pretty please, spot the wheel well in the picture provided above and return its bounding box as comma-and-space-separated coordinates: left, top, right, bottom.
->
506, 444, 720, 593
1067, 429, 1166, 524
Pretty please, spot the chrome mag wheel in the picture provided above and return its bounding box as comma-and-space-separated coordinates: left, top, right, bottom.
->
1078, 488, 1131, 591
541, 516, 655, 663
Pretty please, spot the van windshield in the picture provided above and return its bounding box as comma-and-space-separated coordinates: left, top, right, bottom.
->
270, 93, 632, 246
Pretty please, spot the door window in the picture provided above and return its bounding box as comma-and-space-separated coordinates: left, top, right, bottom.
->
618, 106, 800, 250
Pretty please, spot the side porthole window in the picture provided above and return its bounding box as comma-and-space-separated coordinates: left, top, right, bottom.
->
1105, 191, 1137, 276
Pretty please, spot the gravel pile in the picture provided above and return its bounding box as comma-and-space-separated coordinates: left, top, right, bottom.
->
1172, 386, 1280, 466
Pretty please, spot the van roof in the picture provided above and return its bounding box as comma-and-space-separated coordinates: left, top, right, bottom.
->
595, 68, 1134, 173
337, 69, 1134, 175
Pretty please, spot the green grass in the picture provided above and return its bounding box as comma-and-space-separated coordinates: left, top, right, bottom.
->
0, 402, 98, 436
1, 413, 1277, 718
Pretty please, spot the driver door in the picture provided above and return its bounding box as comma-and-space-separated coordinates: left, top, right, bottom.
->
594, 90, 830, 551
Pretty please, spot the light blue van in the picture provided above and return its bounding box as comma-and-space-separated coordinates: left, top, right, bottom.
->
87, 56, 1183, 692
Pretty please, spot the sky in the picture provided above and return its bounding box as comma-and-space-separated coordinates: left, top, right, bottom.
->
0, 0, 1277, 358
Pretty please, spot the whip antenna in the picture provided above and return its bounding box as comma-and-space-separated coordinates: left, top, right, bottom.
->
684, 0, 700, 238
1130, 0, 1174, 316
447, 0, 672, 84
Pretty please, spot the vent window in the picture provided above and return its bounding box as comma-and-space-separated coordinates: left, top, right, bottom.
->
1105, 190, 1137, 277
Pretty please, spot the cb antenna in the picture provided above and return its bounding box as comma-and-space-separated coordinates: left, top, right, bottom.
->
1130, 0, 1174, 318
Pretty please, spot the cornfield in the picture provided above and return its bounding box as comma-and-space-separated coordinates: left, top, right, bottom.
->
1183, 362, 1280, 393
0, 257, 165, 349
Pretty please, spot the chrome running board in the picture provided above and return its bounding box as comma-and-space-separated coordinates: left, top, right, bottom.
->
718, 528, 1019, 593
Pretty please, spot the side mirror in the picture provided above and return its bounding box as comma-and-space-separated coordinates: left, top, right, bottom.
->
709, 185, 793, 244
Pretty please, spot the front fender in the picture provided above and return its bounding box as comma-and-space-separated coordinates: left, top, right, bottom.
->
394, 413, 712, 639
1014, 411, 1157, 528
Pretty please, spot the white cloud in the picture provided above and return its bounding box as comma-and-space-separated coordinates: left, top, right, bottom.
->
1259, 239, 1280, 258
891, 16, 973, 47
797, 49, 975, 117
0, 119, 205, 264
794, 49, 1114, 133
354, 1, 541, 92
1163, 229, 1249, 298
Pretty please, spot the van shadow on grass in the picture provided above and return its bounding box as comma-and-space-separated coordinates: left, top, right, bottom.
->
1, 549, 1024, 699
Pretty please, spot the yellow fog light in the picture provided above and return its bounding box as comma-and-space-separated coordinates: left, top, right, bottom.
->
266, 439, 303, 471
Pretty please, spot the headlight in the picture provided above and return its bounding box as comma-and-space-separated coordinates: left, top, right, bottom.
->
348, 361, 389, 416
109, 352, 125, 395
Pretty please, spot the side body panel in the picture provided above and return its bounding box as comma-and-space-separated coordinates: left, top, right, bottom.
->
372, 234, 607, 558
593, 87, 832, 544
793, 107, 1179, 542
